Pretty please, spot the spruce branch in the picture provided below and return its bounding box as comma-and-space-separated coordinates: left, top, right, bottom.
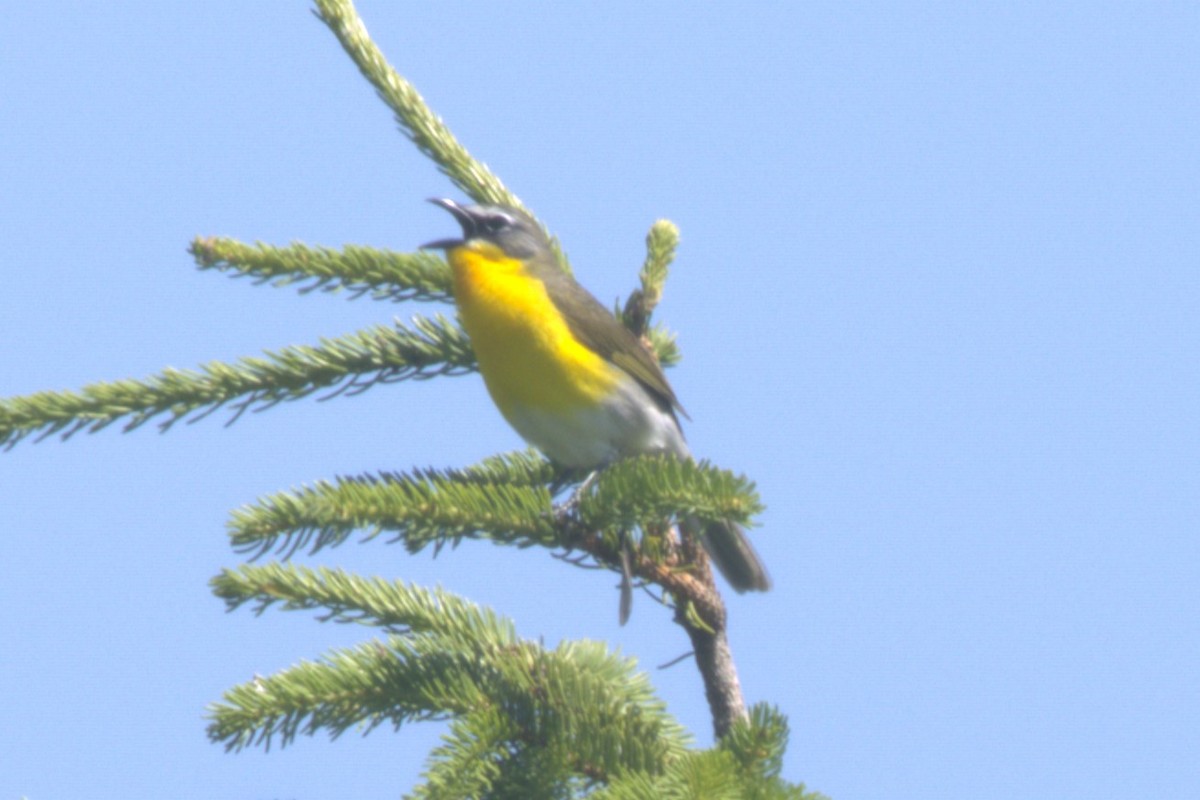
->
623, 220, 680, 338
311, 0, 516, 211
207, 634, 460, 751
190, 237, 453, 303
227, 466, 558, 558
409, 710, 517, 800
609, 749, 742, 799
209, 577, 690, 784
645, 324, 682, 369
578, 456, 763, 534
430, 448, 562, 489
0, 317, 474, 449
719, 704, 792, 782
225, 454, 761, 601
212, 563, 518, 644
223, 451, 766, 743
571, 457, 768, 742
716, 705, 829, 799
310, 0, 571, 272
589, 704, 826, 800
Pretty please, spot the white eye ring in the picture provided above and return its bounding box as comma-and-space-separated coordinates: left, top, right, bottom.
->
481, 213, 512, 233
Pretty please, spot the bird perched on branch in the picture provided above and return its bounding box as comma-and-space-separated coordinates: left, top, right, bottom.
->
424, 198, 770, 593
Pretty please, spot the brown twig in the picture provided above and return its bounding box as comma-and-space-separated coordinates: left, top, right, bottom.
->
557, 511, 747, 738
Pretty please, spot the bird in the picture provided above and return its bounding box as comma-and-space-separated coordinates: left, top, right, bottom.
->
423, 198, 770, 593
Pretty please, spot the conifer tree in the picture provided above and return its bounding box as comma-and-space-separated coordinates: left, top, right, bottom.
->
0, 2, 823, 796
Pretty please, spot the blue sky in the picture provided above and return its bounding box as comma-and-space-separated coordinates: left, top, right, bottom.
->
2, 2, 1197, 798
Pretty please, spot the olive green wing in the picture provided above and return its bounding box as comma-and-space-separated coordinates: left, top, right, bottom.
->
538, 265, 687, 419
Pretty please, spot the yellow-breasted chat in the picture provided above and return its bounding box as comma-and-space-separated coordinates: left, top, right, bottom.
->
424, 198, 770, 593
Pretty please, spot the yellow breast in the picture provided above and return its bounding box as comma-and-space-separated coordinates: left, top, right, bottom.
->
447, 242, 622, 417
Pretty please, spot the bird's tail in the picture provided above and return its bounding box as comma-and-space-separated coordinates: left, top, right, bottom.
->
685, 516, 771, 593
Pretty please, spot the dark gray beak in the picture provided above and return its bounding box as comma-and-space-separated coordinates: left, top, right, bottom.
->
421, 197, 474, 249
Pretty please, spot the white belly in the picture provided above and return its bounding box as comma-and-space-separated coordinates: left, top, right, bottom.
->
504, 375, 689, 468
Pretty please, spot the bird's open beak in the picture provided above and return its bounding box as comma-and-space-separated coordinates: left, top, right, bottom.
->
421, 197, 473, 250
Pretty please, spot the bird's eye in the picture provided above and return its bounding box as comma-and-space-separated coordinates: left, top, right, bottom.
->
481, 213, 512, 233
